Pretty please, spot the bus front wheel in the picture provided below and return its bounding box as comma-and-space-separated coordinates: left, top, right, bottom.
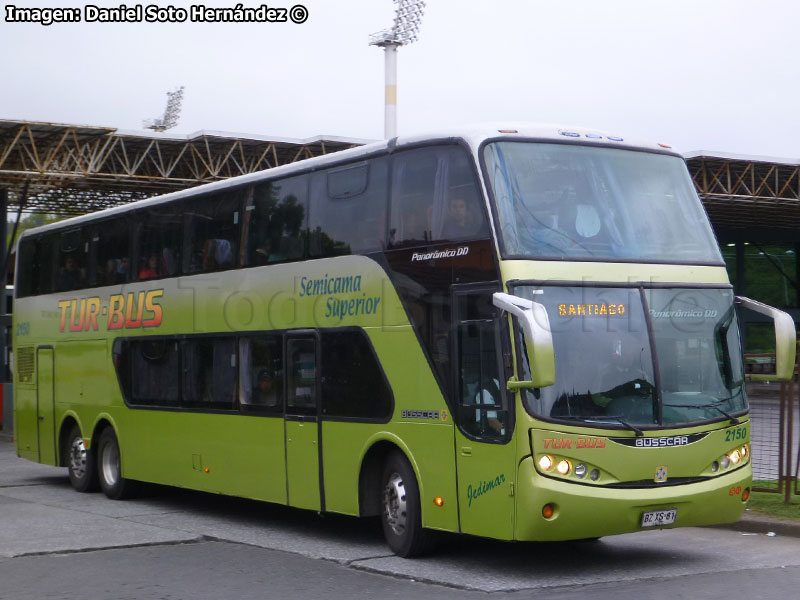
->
380, 451, 433, 557
96, 428, 140, 500
65, 425, 98, 493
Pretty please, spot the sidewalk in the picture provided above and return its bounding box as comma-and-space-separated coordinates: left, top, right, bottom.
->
715, 511, 800, 538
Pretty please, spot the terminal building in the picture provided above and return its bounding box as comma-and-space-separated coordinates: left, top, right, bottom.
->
1, 119, 798, 363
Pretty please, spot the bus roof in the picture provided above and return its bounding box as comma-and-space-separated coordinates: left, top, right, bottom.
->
18, 123, 678, 240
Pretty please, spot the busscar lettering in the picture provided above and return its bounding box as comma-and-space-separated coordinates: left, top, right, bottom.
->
401, 409, 440, 420
635, 436, 690, 448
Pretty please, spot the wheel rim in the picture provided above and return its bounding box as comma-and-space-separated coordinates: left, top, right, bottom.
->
383, 471, 408, 536
69, 436, 87, 479
101, 441, 120, 487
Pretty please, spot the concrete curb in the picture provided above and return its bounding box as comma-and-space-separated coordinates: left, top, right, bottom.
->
709, 513, 800, 538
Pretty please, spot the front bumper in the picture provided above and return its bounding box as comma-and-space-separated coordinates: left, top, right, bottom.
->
514, 456, 751, 541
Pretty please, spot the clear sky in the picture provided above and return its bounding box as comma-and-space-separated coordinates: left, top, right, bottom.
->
2, 0, 798, 157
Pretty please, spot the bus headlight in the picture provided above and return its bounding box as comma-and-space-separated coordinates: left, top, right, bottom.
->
730, 449, 741, 465
538, 455, 554, 471
741, 444, 749, 459
574, 464, 587, 479
720, 455, 730, 469
556, 460, 572, 475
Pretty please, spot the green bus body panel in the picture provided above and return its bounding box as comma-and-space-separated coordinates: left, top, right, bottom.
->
120, 411, 288, 503
14, 362, 39, 462
454, 428, 515, 539
286, 420, 320, 510
36, 348, 56, 465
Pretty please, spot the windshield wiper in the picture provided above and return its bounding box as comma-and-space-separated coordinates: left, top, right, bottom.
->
589, 415, 644, 437
663, 401, 740, 425
556, 414, 644, 437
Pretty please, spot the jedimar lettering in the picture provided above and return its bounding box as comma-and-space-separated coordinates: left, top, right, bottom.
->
58, 290, 163, 333
466, 473, 506, 507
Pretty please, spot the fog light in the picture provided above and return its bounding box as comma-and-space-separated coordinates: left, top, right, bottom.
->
721, 455, 730, 469
538, 455, 554, 471
742, 488, 750, 502
574, 464, 587, 479
590, 469, 600, 481
711, 461, 719, 473
730, 450, 741, 465
542, 504, 555, 519
556, 460, 572, 475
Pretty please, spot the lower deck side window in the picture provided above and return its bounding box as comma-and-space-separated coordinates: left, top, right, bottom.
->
113, 328, 392, 421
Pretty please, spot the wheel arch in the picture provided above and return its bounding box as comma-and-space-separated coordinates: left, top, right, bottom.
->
357, 433, 422, 517
57, 412, 81, 467
90, 413, 119, 452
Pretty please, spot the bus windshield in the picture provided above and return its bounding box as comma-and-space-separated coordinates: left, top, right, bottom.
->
483, 142, 722, 264
512, 285, 746, 427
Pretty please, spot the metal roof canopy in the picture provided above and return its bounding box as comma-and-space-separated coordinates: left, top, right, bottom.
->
2, 118, 800, 232
686, 151, 800, 231
0, 119, 370, 216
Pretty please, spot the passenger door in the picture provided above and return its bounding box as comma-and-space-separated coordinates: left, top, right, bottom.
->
452, 286, 516, 539
284, 334, 322, 511
36, 347, 56, 465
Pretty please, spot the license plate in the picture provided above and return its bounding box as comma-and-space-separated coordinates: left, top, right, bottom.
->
641, 508, 677, 527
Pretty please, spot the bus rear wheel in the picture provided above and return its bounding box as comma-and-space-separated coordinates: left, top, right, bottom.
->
96, 428, 140, 500
380, 451, 433, 557
65, 425, 98, 493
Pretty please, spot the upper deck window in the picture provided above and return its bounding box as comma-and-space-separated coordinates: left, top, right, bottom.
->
483, 142, 722, 264
388, 145, 489, 248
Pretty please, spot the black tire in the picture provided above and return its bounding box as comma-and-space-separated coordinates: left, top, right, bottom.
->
380, 451, 434, 557
65, 425, 98, 493
96, 428, 140, 500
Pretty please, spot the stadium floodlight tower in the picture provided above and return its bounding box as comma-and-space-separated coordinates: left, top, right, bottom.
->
369, 0, 425, 139
143, 86, 185, 132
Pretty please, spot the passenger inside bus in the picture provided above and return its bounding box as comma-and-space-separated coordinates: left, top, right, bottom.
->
138, 254, 160, 280
253, 369, 281, 407
441, 186, 486, 240
115, 256, 130, 283
55, 255, 83, 291
202, 238, 234, 271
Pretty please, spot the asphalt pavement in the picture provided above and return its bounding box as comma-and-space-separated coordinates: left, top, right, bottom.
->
2, 430, 800, 599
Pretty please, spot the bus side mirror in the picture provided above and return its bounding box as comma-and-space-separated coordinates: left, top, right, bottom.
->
492, 292, 556, 388
735, 296, 796, 381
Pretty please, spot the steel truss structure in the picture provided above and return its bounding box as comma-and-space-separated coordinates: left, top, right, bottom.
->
686, 152, 800, 230
0, 119, 369, 216
2, 119, 800, 232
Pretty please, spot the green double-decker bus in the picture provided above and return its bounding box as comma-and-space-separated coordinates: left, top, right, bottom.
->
13, 125, 795, 557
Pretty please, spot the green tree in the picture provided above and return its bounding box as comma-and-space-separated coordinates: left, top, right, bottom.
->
6, 213, 65, 249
